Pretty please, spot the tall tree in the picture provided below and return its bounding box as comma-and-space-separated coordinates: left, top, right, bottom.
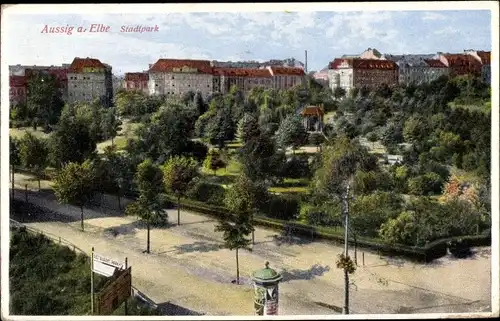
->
333, 87, 347, 100
236, 113, 261, 144
239, 132, 285, 182
224, 174, 269, 245
275, 114, 308, 154
49, 112, 97, 168
18, 132, 49, 191
53, 160, 96, 231
10, 136, 20, 199
125, 159, 166, 253
215, 182, 254, 284
162, 156, 199, 225
26, 73, 64, 130
101, 107, 122, 145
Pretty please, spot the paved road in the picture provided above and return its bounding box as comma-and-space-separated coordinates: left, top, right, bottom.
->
8, 181, 492, 316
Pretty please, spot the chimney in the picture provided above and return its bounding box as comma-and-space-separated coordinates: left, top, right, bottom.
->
305, 50, 308, 73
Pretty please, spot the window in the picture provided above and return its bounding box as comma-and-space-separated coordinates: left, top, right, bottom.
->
74, 85, 77, 88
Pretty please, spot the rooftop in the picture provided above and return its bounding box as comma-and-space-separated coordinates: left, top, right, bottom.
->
149, 58, 213, 74
69, 57, 106, 72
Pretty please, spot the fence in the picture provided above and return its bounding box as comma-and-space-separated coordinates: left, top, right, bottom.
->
8, 219, 158, 311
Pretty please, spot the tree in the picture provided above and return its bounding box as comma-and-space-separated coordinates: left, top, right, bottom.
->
215, 178, 256, 284
125, 159, 166, 253
18, 132, 49, 191
403, 115, 428, 145
333, 87, 347, 100
102, 145, 135, 209
101, 107, 122, 145
48, 113, 97, 168
236, 113, 261, 144
204, 107, 236, 148
26, 73, 64, 130
240, 132, 285, 182
366, 132, 378, 149
275, 114, 308, 154
224, 174, 269, 245
162, 156, 199, 225
53, 160, 96, 231
10, 136, 21, 199
203, 149, 227, 175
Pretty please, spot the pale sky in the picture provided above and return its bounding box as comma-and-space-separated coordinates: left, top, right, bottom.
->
1, 3, 494, 75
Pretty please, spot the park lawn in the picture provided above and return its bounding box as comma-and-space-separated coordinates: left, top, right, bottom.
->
96, 119, 141, 153
268, 186, 309, 194
448, 100, 491, 114
9, 127, 49, 139
226, 141, 243, 149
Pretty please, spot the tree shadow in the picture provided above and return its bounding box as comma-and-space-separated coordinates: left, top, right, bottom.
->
203, 174, 236, 185
258, 233, 315, 247
280, 264, 330, 282
169, 241, 223, 254
156, 302, 205, 316
179, 219, 215, 226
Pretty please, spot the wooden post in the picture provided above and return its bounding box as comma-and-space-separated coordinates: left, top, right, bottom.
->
124, 257, 128, 315
25, 184, 28, 202
362, 252, 365, 266
91, 247, 95, 314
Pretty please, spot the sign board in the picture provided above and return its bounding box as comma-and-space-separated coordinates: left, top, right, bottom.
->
264, 285, 279, 315
93, 253, 124, 277
97, 267, 132, 315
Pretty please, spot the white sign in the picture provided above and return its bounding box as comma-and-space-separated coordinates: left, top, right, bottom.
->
92, 253, 124, 277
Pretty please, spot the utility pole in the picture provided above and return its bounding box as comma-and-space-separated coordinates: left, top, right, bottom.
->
304, 50, 308, 73
342, 184, 350, 315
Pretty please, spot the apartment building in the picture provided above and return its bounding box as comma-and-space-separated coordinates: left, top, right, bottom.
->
148, 59, 214, 98
437, 52, 482, 77
464, 50, 491, 83
123, 72, 149, 95
67, 57, 113, 106
267, 66, 305, 90
9, 75, 27, 106
212, 68, 273, 94
383, 54, 449, 85
328, 58, 398, 94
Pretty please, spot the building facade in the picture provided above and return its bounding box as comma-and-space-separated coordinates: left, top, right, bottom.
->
465, 50, 491, 83
9, 75, 27, 106
123, 72, 149, 94
267, 66, 305, 90
383, 54, 448, 85
328, 58, 399, 93
148, 59, 214, 98
437, 53, 482, 77
67, 57, 113, 106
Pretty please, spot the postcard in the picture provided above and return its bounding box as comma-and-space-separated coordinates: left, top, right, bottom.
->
1, 2, 498, 320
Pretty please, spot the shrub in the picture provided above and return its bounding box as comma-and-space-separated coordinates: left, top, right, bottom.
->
262, 194, 300, 221
186, 179, 226, 206
280, 156, 311, 179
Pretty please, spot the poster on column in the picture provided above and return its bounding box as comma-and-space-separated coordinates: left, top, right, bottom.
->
264, 286, 279, 315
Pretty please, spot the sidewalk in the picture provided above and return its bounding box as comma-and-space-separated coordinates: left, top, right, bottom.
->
8, 172, 492, 315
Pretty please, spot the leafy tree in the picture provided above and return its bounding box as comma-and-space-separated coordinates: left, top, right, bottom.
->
275, 114, 308, 154
366, 132, 378, 149
101, 107, 122, 145
312, 136, 378, 197
236, 113, 261, 144
10, 136, 21, 199
239, 132, 285, 182
26, 73, 64, 130
224, 174, 269, 244
205, 107, 236, 148
125, 159, 166, 253
49, 112, 97, 168
216, 177, 257, 284
203, 149, 227, 175
18, 132, 49, 191
102, 145, 134, 209
403, 115, 428, 145
309, 132, 326, 152
53, 160, 96, 231
162, 156, 199, 225
333, 87, 347, 100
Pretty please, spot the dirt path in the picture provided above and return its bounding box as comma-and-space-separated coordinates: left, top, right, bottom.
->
8, 175, 492, 316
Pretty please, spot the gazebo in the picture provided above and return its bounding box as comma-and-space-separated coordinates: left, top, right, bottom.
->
299, 104, 324, 132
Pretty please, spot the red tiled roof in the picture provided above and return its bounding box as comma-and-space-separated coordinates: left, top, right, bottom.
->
329, 58, 398, 70
442, 54, 480, 67
69, 57, 106, 72
477, 51, 491, 65
269, 66, 305, 76
9, 75, 26, 87
214, 68, 272, 78
424, 59, 447, 68
149, 59, 213, 74
125, 72, 149, 81
301, 105, 324, 116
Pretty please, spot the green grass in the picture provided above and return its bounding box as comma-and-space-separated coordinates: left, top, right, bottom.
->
9, 127, 49, 139
448, 100, 491, 114
268, 186, 309, 194
9, 219, 159, 316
